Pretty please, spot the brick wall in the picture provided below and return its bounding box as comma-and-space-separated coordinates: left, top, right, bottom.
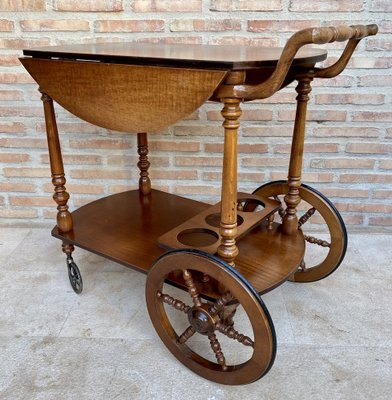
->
0, 0, 391, 231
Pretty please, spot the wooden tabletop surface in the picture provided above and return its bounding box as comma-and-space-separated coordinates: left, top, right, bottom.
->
23, 42, 327, 70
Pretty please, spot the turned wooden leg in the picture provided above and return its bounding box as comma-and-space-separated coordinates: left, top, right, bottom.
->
282, 75, 313, 235
137, 132, 151, 195
217, 97, 241, 266
40, 89, 73, 233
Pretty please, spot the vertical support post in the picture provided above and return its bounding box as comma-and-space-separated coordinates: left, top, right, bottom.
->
137, 132, 151, 196
282, 75, 313, 235
40, 89, 73, 234
217, 72, 244, 266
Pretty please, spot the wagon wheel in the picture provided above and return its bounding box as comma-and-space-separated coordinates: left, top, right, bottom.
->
248, 180, 347, 282
146, 249, 276, 385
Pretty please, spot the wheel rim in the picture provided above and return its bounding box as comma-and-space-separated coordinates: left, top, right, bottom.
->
67, 261, 83, 294
146, 249, 276, 385
251, 181, 347, 282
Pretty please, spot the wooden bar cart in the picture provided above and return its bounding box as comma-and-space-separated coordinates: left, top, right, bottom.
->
20, 24, 378, 385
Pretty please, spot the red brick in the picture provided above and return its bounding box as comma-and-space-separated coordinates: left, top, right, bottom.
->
0, 55, 20, 67
131, 0, 201, 12
243, 126, 294, 137
387, 128, 392, 138
379, 160, 392, 169
321, 188, 368, 198
370, 0, 392, 12
208, 37, 279, 46
271, 172, 334, 183
35, 122, 102, 134
150, 170, 198, 180
348, 56, 392, 69
346, 143, 390, 154
205, 143, 268, 153
278, 110, 346, 122
289, 0, 364, 12
207, 109, 272, 121
0, 122, 25, 133
69, 139, 131, 149
359, 75, 392, 87
170, 19, 241, 32
149, 141, 200, 152
0, 183, 36, 192
3, 168, 50, 178
367, 38, 392, 51
342, 215, 364, 226
314, 76, 356, 88
172, 185, 220, 196
274, 143, 339, 153
55, 0, 123, 12
0, 19, 14, 31
0, 89, 23, 100
0, 73, 34, 84
173, 125, 223, 137
211, 0, 282, 11
137, 37, 202, 45
315, 93, 384, 105
242, 157, 287, 167
203, 171, 265, 182
107, 155, 170, 167
336, 202, 392, 213
368, 216, 392, 227
0, 138, 47, 148
43, 183, 105, 195
71, 169, 131, 179
352, 112, 392, 122
10, 196, 54, 207
96, 20, 164, 33
0, 38, 50, 49
40, 154, 102, 165
310, 158, 374, 169
21, 19, 90, 32
175, 156, 222, 167
314, 127, 379, 138
0, 153, 30, 163
0, 209, 38, 218
248, 20, 320, 33
340, 174, 392, 183
373, 190, 392, 199
109, 185, 136, 194
1, 0, 45, 11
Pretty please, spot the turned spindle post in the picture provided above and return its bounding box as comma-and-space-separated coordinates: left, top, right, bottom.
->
217, 72, 244, 266
40, 89, 73, 234
282, 75, 313, 235
137, 132, 151, 195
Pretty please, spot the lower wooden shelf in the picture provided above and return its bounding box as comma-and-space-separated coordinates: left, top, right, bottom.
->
52, 189, 305, 295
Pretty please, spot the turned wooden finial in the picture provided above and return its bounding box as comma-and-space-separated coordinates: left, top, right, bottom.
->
137, 132, 151, 196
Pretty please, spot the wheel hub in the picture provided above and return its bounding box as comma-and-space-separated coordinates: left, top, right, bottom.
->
188, 306, 216, 335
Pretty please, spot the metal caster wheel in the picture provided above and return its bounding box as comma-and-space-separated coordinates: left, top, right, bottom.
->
67, 256, 83, 294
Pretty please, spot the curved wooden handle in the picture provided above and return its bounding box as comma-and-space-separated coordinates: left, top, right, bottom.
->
224, 24, 378, 100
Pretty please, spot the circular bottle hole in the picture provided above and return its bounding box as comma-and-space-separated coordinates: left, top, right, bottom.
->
237, 199, 265, 212
205, 213, 244, 228
177, 228, 219, 247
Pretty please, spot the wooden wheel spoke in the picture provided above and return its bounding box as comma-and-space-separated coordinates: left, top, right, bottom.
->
304, 234, 330, 248
298, 207, 316, 227
216, 321, 254, 348
208, 291, 234, 316
177, 326, 196, 344
183, 269, 202, 307
157, 292, 191, 314
208, 333, 227, 370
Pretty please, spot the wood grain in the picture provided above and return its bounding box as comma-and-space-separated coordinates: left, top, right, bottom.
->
20, 58, 227, 133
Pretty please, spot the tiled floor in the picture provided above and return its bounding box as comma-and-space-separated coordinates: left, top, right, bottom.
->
0, 228, 391, 399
